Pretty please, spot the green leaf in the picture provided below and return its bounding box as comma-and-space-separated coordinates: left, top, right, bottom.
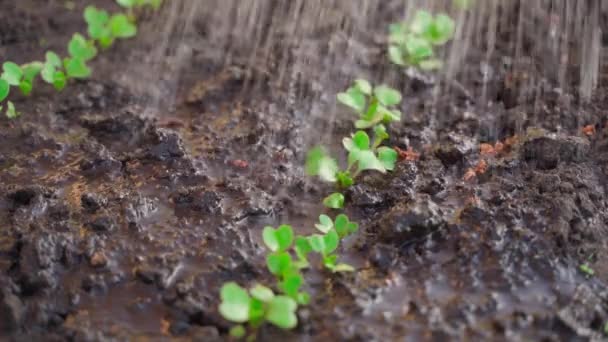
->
84, 6, 109, 26
324, 229, 339, 254
266, 296, 298, 329
336, 171, 354, 188
18, 63, 42, 96
297, 292, 310, 305
68, 33, 97, 61
18, 81, 32, 96
309, 235, 325, 254
294, 236, 312, 266
85, 7, 112, 43
315, 214, 333, 233
374, 85, 402, 106
266, 252, 293, 276
388, 45, 406, 66
373, 124, 389, 148
64, 58, 92, 79
352, 131, 370, 150
229, 325, 246, 338
323, 192, 344, 209
333, 214, 359, 238
353, 79, 372, 95
6, 101, 19, 119
46, 52, 62, 67
109, 14, 137, 38
410, 10, 433, 35
305, 146, 338, 182
323, 254, 338, 269
219, 282, 251, 323
280, 273, 303, 298
22, 62, 43, 82
52, 71, 67, 91
261, 224, 294, 253
349, 149, 385, 173
426, 14, 455, 45
250, 284, 274, 302
404, 34, 433, 62
2, 62, 23, 86
378, 147, 398, 171
0, 79, 9, 102
248, 298, 265, 325
337, 87, 366, 113
262, 226, 279, 252
334, 214, 348, 238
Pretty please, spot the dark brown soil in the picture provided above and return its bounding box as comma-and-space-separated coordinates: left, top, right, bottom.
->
2, 1, 608, 341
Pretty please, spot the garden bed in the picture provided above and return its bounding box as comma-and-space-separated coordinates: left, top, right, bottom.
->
2, 0, 608, 340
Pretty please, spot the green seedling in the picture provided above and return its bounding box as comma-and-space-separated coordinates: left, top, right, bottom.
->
1, 61, 43, 97
323, 192, 345, 209
262, 224, 310, 305
64, 33, 97, 78
85, 6, 138, 48
263, 225, 294, 253
85, 6, 114, 48
337, 79, 402, 129
1, 1, 158, 119
388, 10, 455, 70
219, 282, 298, 339
315, 214, 358, 238
41, 52, 67, 91
305, 146, 339, 183
343, 131, 397, 174
580, 263, 595, 276
5, 101, 18, 119
309, 229, 354, 273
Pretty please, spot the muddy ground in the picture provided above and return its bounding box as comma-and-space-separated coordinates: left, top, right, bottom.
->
2, 1, 608, 341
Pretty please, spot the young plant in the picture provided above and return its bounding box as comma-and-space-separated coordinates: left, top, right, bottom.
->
388, 10, 455, 70
0, 0, 161, 118
85, 6, 138, 49
306, 80, 400, 189
263, 225, 310, 305
308, 216, 355, 272
337, 79, 402, 129
219, 282, 298, 339
323, 192, 345, 209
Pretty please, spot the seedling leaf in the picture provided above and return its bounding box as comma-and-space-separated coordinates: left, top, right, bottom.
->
2, 62, 22, 86
6, 101, 19, 119
315, 214, 333, 233
250, 284, 274, 302
109, 14, 137, 38
0, 79, 9, 102
64, 58, 91, 78
266, 296, 297, 329
374, 85, 402, 106
378, 146, 398, 171
266, 252, 293, 276
305, 146, 338, 182
68, 34, 97, 61
353, 79, 372, 95
337, 87, 366, 113
219, 282, 250, 323
323, 192, 344, 209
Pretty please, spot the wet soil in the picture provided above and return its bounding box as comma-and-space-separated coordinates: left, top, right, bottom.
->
2, 1, 608, 341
